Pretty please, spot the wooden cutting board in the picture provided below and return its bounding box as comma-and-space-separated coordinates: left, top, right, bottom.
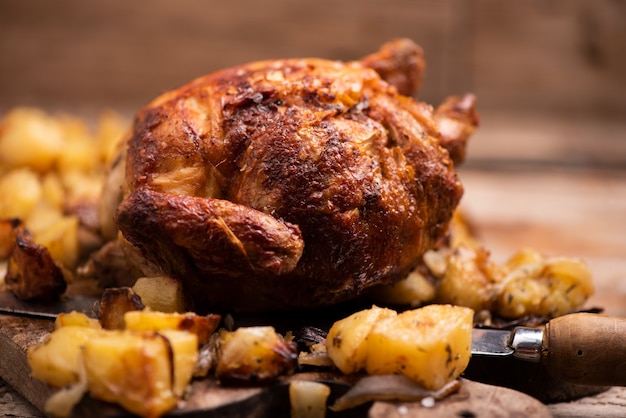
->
0, 311, 553, 417
0, 314, 54, 412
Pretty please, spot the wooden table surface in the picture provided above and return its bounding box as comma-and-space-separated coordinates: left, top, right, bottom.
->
460, 166, 626, 417
1, 165, 625, 417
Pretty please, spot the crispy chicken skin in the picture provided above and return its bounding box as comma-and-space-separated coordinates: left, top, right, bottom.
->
113, 39, 478, 312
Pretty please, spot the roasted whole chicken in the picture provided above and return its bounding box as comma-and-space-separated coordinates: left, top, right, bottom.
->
102, 39, 479, 312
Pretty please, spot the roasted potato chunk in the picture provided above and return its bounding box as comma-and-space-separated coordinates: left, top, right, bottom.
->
98, 287, 144, 330
83, 329, 197, 417
28, 311, 206, 418
436, 245, 499, 311
326, 304, 473, 390
0, 168, 42, 219
28, 312, 101, 389
132, 275, 185, 313
325, 305, 397, 374
289, 380, 331, 418
55, 311, 101, 330
27, 324, 101, 389
31, 215, 79, 269
5, 226, 66, 301
0, 108, 64, 172
368, 268, 437, 308
495, 248, 594, 318
365, 304, 473, 390
124, 309, 221, 345
216, 326, 297, 384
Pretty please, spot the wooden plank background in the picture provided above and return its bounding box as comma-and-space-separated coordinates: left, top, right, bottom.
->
1, 0, 625, 166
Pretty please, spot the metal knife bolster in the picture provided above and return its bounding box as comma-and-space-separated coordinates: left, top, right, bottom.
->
509, 327, 543, 363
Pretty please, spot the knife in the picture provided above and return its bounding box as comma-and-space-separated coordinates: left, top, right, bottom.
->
472, 312, 626, 387
0, 291, 97, 319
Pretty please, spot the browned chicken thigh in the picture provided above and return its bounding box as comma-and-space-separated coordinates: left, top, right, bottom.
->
111, 39, 478, 312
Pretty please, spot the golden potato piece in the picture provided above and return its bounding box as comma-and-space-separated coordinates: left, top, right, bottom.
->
60, 170, 103, 203
5, 227, 66, 301
495, 250, 594, 318
159, 330, 200, 397
368, 269, 436, 308
435, 246, 499, 312
0, 168, 42, 219
216, 326, 297, 384
32, 215, 79, 269
132, 276, 185, 313
95, 108, 128, 165
23, 203, 63, 236
55, 311, 101, 330
56, 136, 100, 174
365, 304, 473, 390
542, 257, 594, 316
325, 305, 397, 374
0, 107, 64, 172
98, 287, 144, 330
27, 325, 101, 388
40, 172, 65, 210
289, 380, 331, 418
83, 330, 198, 417
503, 247, 544, 271
28, 310, 199, 418
124, 309, 221, 345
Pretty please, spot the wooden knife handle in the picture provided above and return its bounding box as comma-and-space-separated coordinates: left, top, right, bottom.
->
542, 313, 626, 386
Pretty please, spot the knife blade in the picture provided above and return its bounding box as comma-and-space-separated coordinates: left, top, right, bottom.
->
471, 312, 626, 387
0, 291, 98, 319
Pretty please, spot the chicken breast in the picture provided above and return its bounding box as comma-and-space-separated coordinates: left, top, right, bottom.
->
110, 39, 478, 312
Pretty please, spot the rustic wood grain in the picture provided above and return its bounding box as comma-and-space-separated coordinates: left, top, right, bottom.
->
369, 378, 553, 418
549, 386, 626, 418
1, 0, 624, 119
472, 0, 626, 115
467, 110, 626, 168
0, 377, 44, 417
0, 0, 473, 115
0, 315, 54, 412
